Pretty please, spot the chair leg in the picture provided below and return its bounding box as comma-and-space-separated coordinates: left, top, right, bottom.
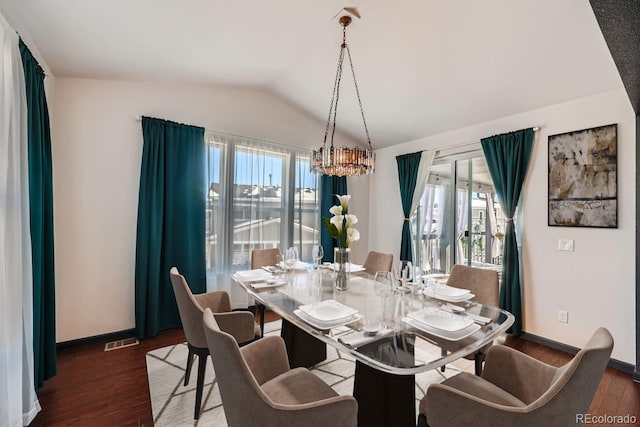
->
258, 303, 266, 338
194, 351, 208, 419
184, 348, 194, 386
474, 352, 484, 376
440, 348, 446, 372
417, 413, 429, 427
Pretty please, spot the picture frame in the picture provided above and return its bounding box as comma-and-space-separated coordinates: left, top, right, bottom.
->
548, 123, 617, 228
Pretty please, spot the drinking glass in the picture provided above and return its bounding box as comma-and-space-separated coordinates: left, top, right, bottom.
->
393, 261, 412, 293
284, 247, 299, 272
311, 245, 324, 269
373, 271, 394, 327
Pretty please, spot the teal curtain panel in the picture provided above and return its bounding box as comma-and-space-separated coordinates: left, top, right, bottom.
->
481, 128, 534, 335
19, 38, 57, 389
396, 152, 422, 262
135, 117, 206, 338
320, 175, 347, 262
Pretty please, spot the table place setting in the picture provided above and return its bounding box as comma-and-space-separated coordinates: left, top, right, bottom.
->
423, 283, 475, 302
338, 322, 395, 348
326, 262, 366, 273
402, 306, 481, 341
294, 299, 361, 329
231, 269, 287, 289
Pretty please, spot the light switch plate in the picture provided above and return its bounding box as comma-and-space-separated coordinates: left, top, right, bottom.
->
557, 238, 574, 252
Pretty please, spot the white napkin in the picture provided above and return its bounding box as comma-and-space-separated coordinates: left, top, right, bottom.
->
338, 329, 394, 348
249, 280, 287, 289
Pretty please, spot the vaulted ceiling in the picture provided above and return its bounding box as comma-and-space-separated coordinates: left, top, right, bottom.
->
2, 0, 624, 148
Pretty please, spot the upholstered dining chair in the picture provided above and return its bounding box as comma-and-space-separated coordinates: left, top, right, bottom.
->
202, 308, 358, 427
362, 251, 394, 274
169, 267, 260, 419
418, 327, 613, 427
441, 264, 499, 375
251, 248, 281, 337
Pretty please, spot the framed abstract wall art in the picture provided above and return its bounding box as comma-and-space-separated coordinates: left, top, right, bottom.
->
548, 123, 617, 228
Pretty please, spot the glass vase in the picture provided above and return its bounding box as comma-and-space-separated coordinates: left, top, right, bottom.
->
334, 247, 351, 291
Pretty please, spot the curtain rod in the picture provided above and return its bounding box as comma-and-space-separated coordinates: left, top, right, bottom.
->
437, 126, 540, 151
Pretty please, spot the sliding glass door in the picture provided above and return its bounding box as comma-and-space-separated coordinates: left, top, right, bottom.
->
413, 150, 505, 274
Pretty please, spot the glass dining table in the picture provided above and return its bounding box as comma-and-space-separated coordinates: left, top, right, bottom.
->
233, 267, 514, 427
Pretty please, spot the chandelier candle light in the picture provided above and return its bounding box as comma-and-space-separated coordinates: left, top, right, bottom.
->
323, 195, 360, 290
311, 13, 375, 176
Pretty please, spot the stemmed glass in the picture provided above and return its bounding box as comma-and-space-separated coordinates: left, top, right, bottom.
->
393, 261, 412, 293
284, 247, 299, 273
311, 245, 324, 270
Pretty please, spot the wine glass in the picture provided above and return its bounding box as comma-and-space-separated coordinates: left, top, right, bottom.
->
394, 261, 412, 293
311, 245, 324, 269
284, 247, 298, 272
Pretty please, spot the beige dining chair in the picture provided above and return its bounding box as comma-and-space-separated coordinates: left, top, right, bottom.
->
251, 248, 281, 336
202, 307, 358, 427
362, 251, 394, 274
418, 327, 614, 427
169, 267, 260, 419
441, 263, 499, 375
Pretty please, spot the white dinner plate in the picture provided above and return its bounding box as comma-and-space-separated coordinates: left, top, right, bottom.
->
233, 269, 272, 281
328, 263, 366, 273
423, 288, 475, 303
299, 299, 358, 322
402, 317, 481, 341
277, 260, 310, 271
294, 309, 361, 330
407, 307, 474, 332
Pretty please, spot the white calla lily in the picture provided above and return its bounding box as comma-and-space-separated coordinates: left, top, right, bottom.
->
345, 214, 358, 227
346, 228, 360, 242
330, 214, 344, 231
329, 205, 343, 216
336, 194, 351, 210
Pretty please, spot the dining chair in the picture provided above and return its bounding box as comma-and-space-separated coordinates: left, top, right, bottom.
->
169, 267, 260, 419
418, 327, 614, 427
251, 248, 281, 337
250, 247, 326, 367
441, 263, 499, 375
202, 307, 358, 427
362, 251, 394, 274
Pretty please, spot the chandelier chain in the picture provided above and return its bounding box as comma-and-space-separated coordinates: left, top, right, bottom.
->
323, 46, 344, 147
346, 46, 372, 149
330, 48, 345, 148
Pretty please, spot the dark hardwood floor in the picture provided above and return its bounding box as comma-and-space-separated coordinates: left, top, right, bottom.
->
31, 316, 639, 426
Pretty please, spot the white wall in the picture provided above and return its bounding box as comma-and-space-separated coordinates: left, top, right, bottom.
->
51, 78, 367, 342
369, 89, 635, 364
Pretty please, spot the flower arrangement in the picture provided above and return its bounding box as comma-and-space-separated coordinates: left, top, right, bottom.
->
323, 194, 360, 249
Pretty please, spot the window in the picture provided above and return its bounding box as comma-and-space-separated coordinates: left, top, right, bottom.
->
205, 132, 319, 291
412, 150, 506, 275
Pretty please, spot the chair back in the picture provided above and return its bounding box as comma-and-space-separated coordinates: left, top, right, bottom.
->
529, 328, 613, 422
447, 264, 499, 306
363, 251, 394, 274
170, 267, 208, 348
202, 308, 274, 426
251, 248, 281, 269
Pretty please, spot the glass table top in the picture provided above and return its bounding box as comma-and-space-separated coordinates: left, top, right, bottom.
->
234, 268, 514, 375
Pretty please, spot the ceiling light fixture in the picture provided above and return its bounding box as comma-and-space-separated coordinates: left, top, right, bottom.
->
311, 13, 375, 176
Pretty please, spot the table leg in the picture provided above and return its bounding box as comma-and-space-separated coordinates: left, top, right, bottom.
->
353, 360, 416, 427
280, 318, 327, 368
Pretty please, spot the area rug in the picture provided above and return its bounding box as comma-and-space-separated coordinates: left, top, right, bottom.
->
146, 320, 474, 426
